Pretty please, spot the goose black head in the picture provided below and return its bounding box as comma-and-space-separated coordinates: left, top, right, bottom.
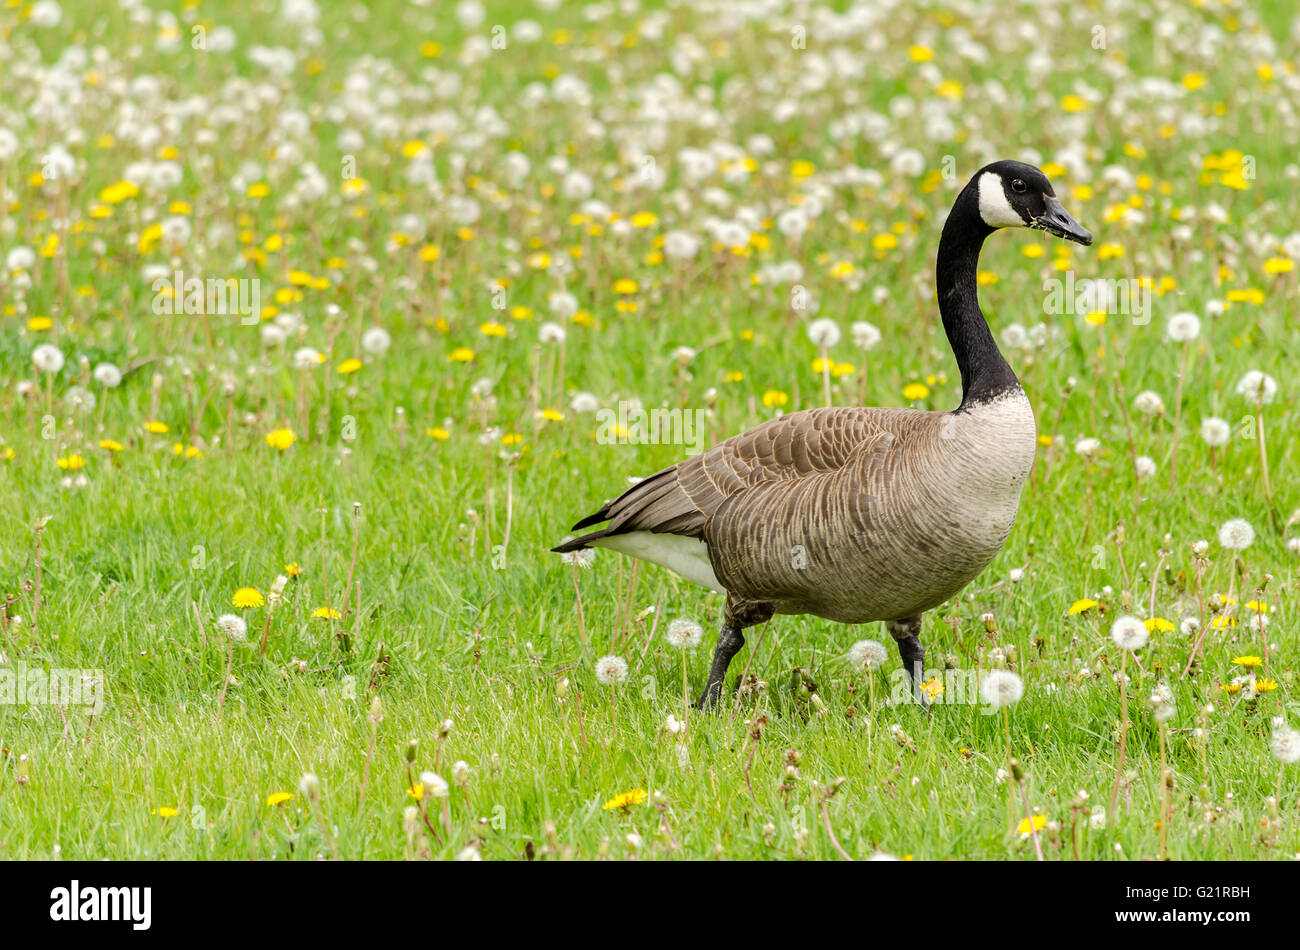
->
973, 160, 1092, 246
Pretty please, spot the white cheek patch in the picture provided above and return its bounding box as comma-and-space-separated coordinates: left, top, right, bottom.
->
977, 172, 1027, 228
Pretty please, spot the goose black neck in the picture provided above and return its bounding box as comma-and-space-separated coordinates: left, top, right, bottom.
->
936, 185, 1020, 408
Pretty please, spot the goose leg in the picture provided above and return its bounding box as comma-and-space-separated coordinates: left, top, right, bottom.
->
696, 624, 744, 710
886, 615, 927, 706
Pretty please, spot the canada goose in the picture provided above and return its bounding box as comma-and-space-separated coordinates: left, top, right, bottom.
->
553, 161, 1092, 708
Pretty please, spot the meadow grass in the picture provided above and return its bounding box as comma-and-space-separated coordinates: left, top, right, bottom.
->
0, 0, 1298, 859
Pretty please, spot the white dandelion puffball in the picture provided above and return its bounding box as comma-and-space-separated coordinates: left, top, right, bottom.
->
1149, 683, 1176, 722
538, 321, 566, 344
297, 772, 320, 798
559, 546, 594, 568
93, 362, 123, 388
594, 654, 629, 685
1199, 417, 1231, 447
569, 391, 599, 413
547, 291, 578, 318
6, 246, 36, 271
890, 148, 925, 177
216, 613, 247, 642
1110, 615, 1149, 651
1271, 724, 1300, 764
980, 670, 1024, 709
663, 230, 701, 260
1218, 518, 1255, 551
665, 618, 703, 649
1236, 370, 1277, 404
1166, 312, 1201, 342
1135, 456, 1156, 479
32, 344, 65, 374
851, 321, 882, 350
361, 326, 392, 355
1133, 391, 1164, 416
849, 639, 888, 670
1073, 437, 1101, 458
292, 346, 321, 370
807, 318, 841, 348
419, 771, 450, 798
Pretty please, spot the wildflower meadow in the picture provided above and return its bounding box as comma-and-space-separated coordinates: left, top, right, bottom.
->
1, 0, 1299, 868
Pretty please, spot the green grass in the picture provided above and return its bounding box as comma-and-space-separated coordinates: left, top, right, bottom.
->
0, 0, 1298, 859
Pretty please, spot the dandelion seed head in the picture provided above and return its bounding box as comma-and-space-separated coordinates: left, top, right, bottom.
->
594, 654, 628, 685
216, 613, 247, 642
1218, 518, 1255, 551
1166, 311, 1201, 342
848, 639, 888, 670
1110, 615, 1149, 651
1236, 370, 1277, 404
806, 317, 841, 348
980, 669, 1024, 709
1199, 417, 1231, 447
665, 617, 703, 649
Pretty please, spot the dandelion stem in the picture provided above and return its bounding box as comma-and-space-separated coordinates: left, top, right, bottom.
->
1108, 650, 1130, 824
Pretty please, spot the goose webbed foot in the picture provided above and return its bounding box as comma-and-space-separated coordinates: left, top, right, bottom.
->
886, 616, 928, 709
696, 623, 745, 711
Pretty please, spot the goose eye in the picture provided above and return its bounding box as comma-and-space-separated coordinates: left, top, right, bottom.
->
1011, 179, 1027, 194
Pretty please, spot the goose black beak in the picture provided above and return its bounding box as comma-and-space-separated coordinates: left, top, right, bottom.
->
1031, 196, 1092, 246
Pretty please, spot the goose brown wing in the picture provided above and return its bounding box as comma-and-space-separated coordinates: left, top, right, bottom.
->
553, 407, 899, 551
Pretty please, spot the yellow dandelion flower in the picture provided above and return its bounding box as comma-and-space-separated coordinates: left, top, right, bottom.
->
1232, 656, 1263, 668
408, 783, 425, 800
153, 807, 179, 818
266, 791, 294, 807
602, 788, 648, 811
266, 428, 296, 450
1017, 814, 1047, 835
27, 316, 52, 331
99, 439, 124, 452
99, 180, 140, 204
480, 322, 507, 337
56, 454, 85, 470
144, 420, 170, 434
902, 383, 931, 401
613, 278, 639, 294
1264, 257, 1293, 275
1144, 617, 1174, 632
1068, 599, 1098, 616
908, 45, 933, 62
337, 358, 363, 374
426, 427, 450, 439
285, 562, 302, 577
311, 606, 341, 619
449, 347, 476, 362
541, 409, 564, 422
232, 588, 265, 609
1254, 678, 1278, 693
1060, 94, 1086, 112
762, 390, 789, 408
